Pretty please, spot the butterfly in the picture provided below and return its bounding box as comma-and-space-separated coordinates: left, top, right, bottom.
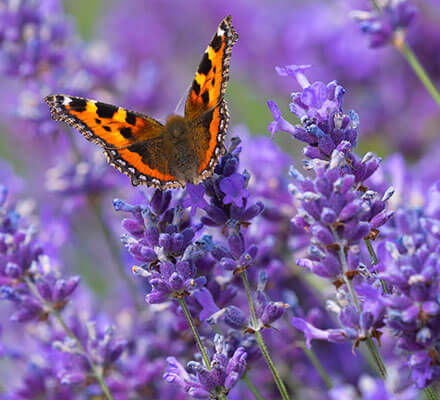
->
45, 16, 238, 190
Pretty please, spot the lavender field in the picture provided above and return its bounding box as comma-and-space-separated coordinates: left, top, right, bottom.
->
1, 0, 440, 399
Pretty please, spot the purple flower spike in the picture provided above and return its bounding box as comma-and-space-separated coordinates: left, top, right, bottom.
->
164, 335, 246, 398
117, 189, 211, 304
352, 0, 418, 48
377, 207, 440, 388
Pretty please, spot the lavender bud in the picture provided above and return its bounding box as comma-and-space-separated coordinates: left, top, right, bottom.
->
224, 306, 248, 330
261, 302, 288, 325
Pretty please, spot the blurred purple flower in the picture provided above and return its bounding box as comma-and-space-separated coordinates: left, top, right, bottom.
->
352, 0, 418, 48
164, 334, 247, 399
377, 206, 440, 388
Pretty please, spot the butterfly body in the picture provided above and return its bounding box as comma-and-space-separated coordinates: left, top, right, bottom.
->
45, 16, 238, 190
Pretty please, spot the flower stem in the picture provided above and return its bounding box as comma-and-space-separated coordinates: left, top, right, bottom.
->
369, 0, 381, 12
240, 271, 291, 400
178, 297, 211, 369
332, 229, 388, 380
242, 373, 265, 400
88, 199, 142, 309
24, 276, 114, 400
396, 41, 440, 110
424, 386, 439, 400
364, 238, 378, 265
365, 336, 387, 379
364, 238, 389, 294
178, 297, 228, 400
298, 343, 333, 389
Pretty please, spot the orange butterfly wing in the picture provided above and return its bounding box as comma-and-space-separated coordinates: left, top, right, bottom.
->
45, 95, 181, 188
184, 15, 238, 178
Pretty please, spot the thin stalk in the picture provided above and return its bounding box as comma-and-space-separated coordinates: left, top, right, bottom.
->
369, 0, 381, 12
178, 297, 211, 369
298, 343, 333, 389
24, 276, 114, 400
365, 337, 387, 379
332, 229, 388, 380
88, 199, 141, 309
242, 373, 265, 400
240, 271, 291, 400
396, 41, 440, 110
364, 238, 378, 265
364, 238, 389, 294
424, 386, 439, 400
178, 297, 228, 400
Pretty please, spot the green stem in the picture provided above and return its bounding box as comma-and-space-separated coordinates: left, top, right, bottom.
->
178, 297, 211, 370
365, 337, 387, 379
178, 297, 228, 400
24, 276, 114, 400
242, 373, 265, 400
299, 343, 333, 389
332, 229, 388, 380
240, 271, 291, 400
424, 386, 439, 400
369, 0, 381, 12
88, 199, 141, 309
364, 238, 389, 294
397, 42, 440, 110
364, 238, 378, 265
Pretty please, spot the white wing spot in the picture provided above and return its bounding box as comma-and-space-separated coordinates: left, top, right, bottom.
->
62, 97, 72, 105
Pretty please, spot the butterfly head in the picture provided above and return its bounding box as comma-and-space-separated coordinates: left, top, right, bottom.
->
165, 114, 187, 140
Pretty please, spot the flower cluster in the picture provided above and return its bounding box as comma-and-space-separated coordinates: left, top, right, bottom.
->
209, 271, 288, 331
0, 185, 80, 321
116, 190, 208, 304
352, 0, 418, 48
268, 67, 394, 353
0, 0, 72, 78
164, 334, 247, 399
329, 375, 417, 400
377, 207, 440, 388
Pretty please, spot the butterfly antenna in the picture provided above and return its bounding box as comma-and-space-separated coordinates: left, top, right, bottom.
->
174, 84, 191, 116
191, 96, 225, 127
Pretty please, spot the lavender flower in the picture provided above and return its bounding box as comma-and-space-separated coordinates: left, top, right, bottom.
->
0, 186, 80, 321
116, 190, 208, 304
268, 68, 394, 356
164, 334, 247, 399
54, 321, 127, 387
352, 0, 418, 48
45, 150, 118, 198
0, 0, 72, 78
268, 65, 359, 160
377, 207, 440, 388
329, 374, 417, 400
210, 271, 288, 332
